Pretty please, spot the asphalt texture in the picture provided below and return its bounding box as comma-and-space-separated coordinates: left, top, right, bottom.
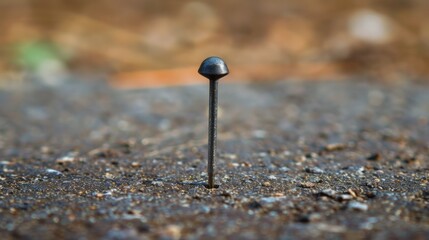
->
0, 79, 428, 239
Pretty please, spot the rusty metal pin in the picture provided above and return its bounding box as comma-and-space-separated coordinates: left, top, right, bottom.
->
198, 56, 229, 189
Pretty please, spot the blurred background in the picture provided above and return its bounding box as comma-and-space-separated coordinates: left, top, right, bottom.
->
0, 0, 428, 88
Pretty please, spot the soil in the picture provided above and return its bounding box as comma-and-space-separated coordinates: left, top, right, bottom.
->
2, 1, 429, 79
0, 79, 428, 239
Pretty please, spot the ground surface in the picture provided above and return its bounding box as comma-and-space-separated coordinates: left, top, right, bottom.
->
0, 79, 428, 239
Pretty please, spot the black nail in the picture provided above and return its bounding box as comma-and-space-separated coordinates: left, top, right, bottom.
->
198, 56, 229, 189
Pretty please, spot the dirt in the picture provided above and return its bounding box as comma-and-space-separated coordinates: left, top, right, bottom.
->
2, 1, 429, 80
0, 79, 428, 239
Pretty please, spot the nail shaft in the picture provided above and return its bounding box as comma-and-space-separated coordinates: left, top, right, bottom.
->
198, 56, 228, 189
207, 79, 218, 189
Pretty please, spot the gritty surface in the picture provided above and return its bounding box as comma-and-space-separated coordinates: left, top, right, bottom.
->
0, 79, 428, 239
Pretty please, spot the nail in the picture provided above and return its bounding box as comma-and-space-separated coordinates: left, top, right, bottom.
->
198, 56, 229, 189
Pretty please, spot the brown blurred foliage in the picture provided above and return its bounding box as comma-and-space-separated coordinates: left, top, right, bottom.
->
0, 0, 428, 85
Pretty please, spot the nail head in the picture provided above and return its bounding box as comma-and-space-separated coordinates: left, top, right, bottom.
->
198, 56, 229, 80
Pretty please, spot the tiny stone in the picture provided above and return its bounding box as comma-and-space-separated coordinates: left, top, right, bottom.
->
309, 176, 322, 183
258, 152, 268, 157
252, 130, 267, 139
305, 152, 318, 159
201, 206, 211, 213
219, 191, 232, 197
262, 181, 271, 187
299, 182, 316, 188
348, 201, 368, 211
9, 208, 17, 214
367, 153, 381, 161
56, 152, 78, 164
298, 213, 322, 223
366, 191, 377, 198
360, 217, 379, 230
268, 175, 277, 180
348, 189, 358, 197
247, 200, 263, 209
40, 146, 52, 154
152, 181, 164, 186
223, 154, 237, 160
231, 162, 239, 167
279, 167, 290, 172
45, 169, 63, 176
310, 213, 322, 221
131, 162, 140, 168
305, 167, 325, 174
320, 189, 337, 198
324, 143, 345, 151
339, 194, 353, 201
162, 225, 182, 240
243, 162, 252, 167
105, 173, 114, 179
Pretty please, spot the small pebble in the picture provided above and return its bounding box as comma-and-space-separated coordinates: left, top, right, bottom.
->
305, 167, 325, 174
40, 146, 52, 154
262, 181, 271, 187
339, 194, 353, 201
242, 162, 252, 167
305, 152, 318, 159
279, 167, 290, 172
45, 169, 63, 176
360, 217, 378, 230
356, 166, 365, 175
309, 176, 322, 183
230, 162, 239, 167
252, 130, 267, 139
367, 153, 381, 161
56, 152, 78, 164
152, 181, 164, 186
298, 213, 322, 223
348, 189, 358, 197
131, 162, 140, 168
324, 143, 346, 151
320, 189, 337, 198
219, 191, 232, 198
366, 191, 377, 198
260, 196, 285, 204
283, 150, 291, 156
299, 182, 316, 188
257, 152, 268, 157
348, 201, 368, 211
105, 173, 114, 179
223, 154, 237, 160
247, 200, 263, 209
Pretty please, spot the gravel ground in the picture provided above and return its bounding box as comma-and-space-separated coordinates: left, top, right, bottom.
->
0, 79, 428, 239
